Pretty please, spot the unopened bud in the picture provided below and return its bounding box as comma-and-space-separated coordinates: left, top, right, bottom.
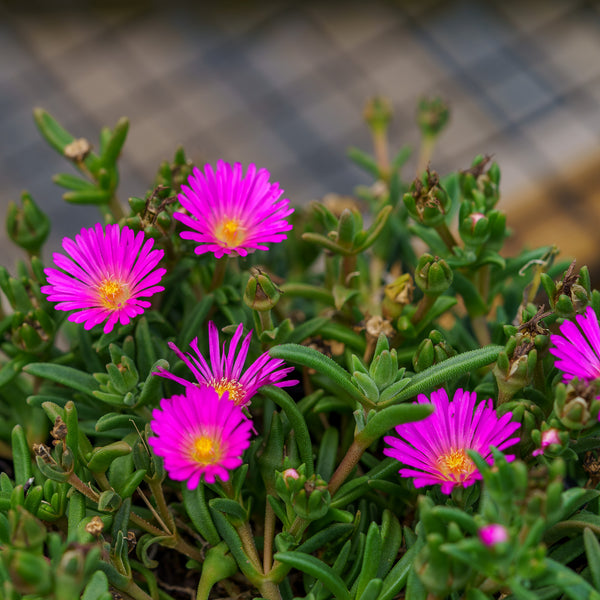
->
244, 268, 281, 311
6, 192, 50, 254
292, 474, 331, 520
532, 428, 562, 457
364, 96, 393, 133
417, 96, 450, 139
415, 254, 453, 295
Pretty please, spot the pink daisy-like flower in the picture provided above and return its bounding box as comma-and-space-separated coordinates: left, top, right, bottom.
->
154, 321, 298, 407
383, 388, 520, 494
550, 306, 600, 383
175, 160, 294, 258
149, 385, 253, 487
41, 224, 165, 334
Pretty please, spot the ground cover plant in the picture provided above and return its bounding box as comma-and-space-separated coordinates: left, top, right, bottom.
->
2, 98, 600, 600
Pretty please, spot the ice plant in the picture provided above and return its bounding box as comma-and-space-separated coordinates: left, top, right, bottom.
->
175, 160, 294, 258
550, 306, 600, 383
384, 388, 520, 494
155, 321, 297, 407
41, 223, 165, 334
149, 385, 253, 487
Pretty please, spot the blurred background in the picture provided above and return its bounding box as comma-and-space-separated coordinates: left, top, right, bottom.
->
2, 0, 600, 272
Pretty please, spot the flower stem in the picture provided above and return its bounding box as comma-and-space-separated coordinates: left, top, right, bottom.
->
263, 499, 276, 574
411, 293, 436, 326
210, 257, 228, 291
108, 194, 125, 220
435, 222, 458, 252
416, 134, 435, 176
328, 438, 369, 496
148, 478, 176, 533
373, 129, 390, 180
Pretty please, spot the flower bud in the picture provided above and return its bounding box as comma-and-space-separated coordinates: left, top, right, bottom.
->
275, 464, 307, 501
128, 196, 146, 214
403, 169, 450, 226
417, 96, 450, 139
553, 380, 600, 430
413, 330, 456, 372
364, 96, 393, 134
6, 192, 50, 254
532, 428, 563, 457
414, 254, 453, 295
13, 308, 55, 354
460, 155, 500, 210
478, 524, 508, 547
292, 474, 330, 520
244, 268, 281, 311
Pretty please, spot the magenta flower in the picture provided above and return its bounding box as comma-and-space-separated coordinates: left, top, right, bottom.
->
550, 307, 600, 383
175, 161, 294, 258
149, 386, 253, 487
41, 224, 165, 334
479, 524, 509, 547
155, 321, 298, 407
383, 388, 520, 494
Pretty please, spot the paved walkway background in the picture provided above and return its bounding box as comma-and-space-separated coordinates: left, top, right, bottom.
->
2, 0, 600, 271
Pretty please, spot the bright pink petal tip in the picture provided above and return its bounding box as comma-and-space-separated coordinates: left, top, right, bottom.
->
148, 385, 253, 488
383, 387, 520, 494
549, 307, 600, 383
174, 161, 294, 257
154, 321, 298, 407
41, 223, 165, 333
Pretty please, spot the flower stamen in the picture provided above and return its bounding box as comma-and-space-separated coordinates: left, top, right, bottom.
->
216, 218, 245, 247
211, 377, 246, 406
191, 435, 221, 465
98, 278, 129, 309
437, 449, 474, 479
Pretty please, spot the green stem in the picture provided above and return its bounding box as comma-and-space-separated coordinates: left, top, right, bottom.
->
210, 257, 228, 291
221, 480, 262, 573
148, 478, 176, 533
435, 222, 458, 252
108, 194, 125, 220
372, 128, 390, 180
471, 315, 491, 347
411, 293, 436, 326
263, 499, 276, 574
257, 580, 282, 600
258, 310, 274, 335
328, 438, 369, 496
120, 579, 154, 600
416, 134, 435, 176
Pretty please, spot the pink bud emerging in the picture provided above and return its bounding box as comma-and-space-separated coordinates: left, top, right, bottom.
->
479, 524, 508, 546
469, 212, 485, 231
532, 428, 561, 456
282, 468, 300, 480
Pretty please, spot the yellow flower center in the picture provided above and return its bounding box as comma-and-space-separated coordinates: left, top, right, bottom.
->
211, 377, 246, 406
215, 218, 245, 247
191, 435, 222, 465
437, 449, 474, 479
98, 278, 129, 309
